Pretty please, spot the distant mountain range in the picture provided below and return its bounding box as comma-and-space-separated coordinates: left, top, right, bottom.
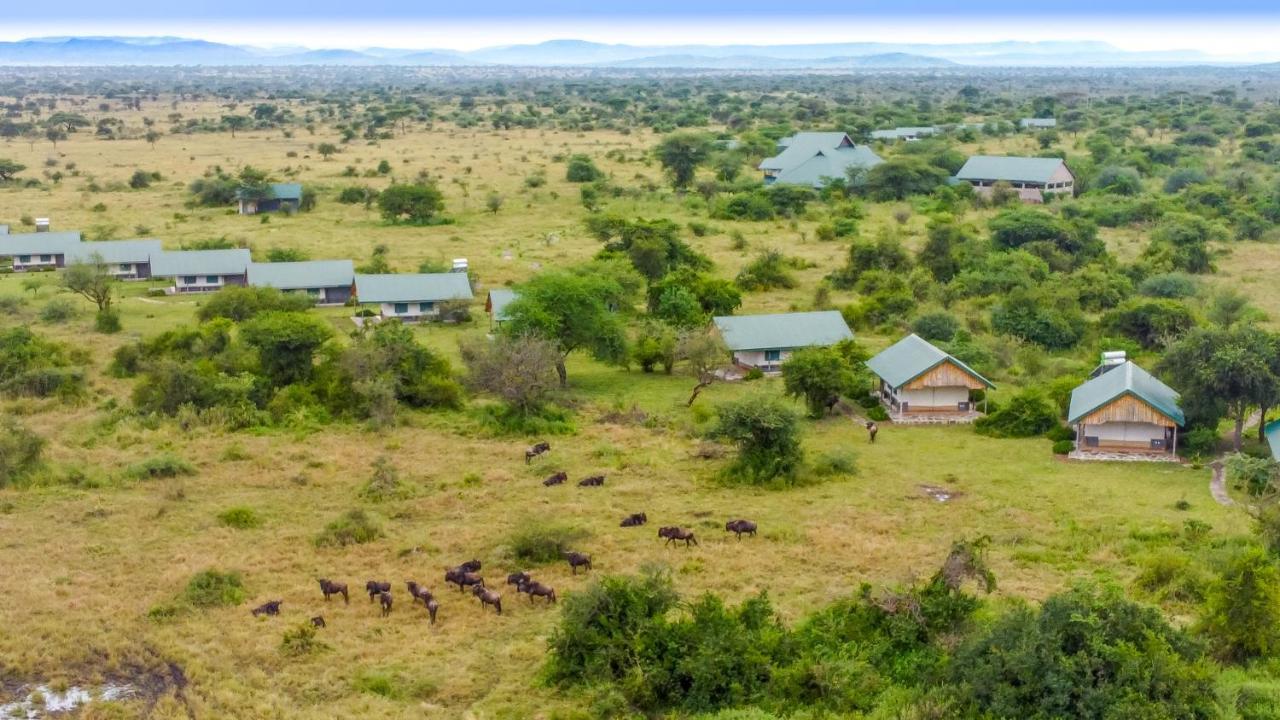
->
0, 36, 1248, 68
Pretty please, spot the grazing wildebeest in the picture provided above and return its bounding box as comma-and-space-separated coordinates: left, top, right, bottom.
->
378, 591, 393, 617
725, 519, 758, 539
518, 579, 557, 604
506, 571, 531, 586
543, 471, 568, 486
445, 567, 485, 592
425, 597, 439, 624
824, 394, 840, 415
472, 585, 503, 614
456, 559, 482, 573
564, 551, 592, 574
406, 581, 434, 605
310, 616, 326, 628
251, 600, 282, 617
525, 441, 551, 464
317, 578, 349, 604
578, 475, 605, 487
865, 421, 878, 444
620, 512, 647, 527
366, 580, 391, 601
658, 526, 699, 547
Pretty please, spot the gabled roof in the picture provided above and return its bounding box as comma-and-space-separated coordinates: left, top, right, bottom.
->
870, 126, 940, 140
236, 182, 303, 202
64, 239, 163, 265
0, 231, 82, 256
1266, 419, 1280, 463
1020, 118, 1058, 128
866, 334, 994, 390
486, 288, 518, 320
760, 132, 853, 170
247, 260, 355, 290
1067, 361, 1185, 426
355, 273, 474, 304
771, 146, 884, 187
955, 155, 1070, 185
150, 249, 251, 277
712, 311, 853, 352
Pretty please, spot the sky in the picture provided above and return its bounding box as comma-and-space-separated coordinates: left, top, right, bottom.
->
4, 1, 1280, 59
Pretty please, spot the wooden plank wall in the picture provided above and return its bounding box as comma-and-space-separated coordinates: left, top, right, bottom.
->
904, 361, 986, 390
1080, 394, 1173, 426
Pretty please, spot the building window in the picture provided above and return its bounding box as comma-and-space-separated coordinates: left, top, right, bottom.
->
18, 255, 29, 263
419, 302, 433, 312
40, 255, 50, 262
206, 275, 219, 284
182, 276, 197, 284
393, 303, 409, 314
765, 349, 781, 362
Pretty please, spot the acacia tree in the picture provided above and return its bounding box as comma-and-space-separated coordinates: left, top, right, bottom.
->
222, 115, 251, 138
654, 132, 713, 189
0, 159, 25, 183
782, 346, 856, 417
377, 183, 445, 224
501, 267, 632, 387
712, 395, 804, 485
1159, 326, 1280, 450
459, 333, 561, 415
676, 331, 728, 406
239, 311, 334, 387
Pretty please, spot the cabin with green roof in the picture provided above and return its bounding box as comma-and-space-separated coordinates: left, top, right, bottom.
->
0, 231, 82, 271
758, 132, 883, 188
711, 311, 853, 374
485, 288, 518, 329
247, 260, 355, 305
64, 239, 162, 280
355, 272, 473, 322
237, 183, 303, 215
150, 249, 251, 293
1067, 353, 1185, 458
954, 155, 1074, 203
866, 334, 994, 421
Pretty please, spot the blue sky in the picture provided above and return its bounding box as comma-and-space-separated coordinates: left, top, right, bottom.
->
5, 1, 1279, 58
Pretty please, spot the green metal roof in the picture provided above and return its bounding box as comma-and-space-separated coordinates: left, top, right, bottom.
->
355, 273, 474, 304
487, 288, 518, 320
150, 249, 251, 277
955, 155, 1070, 185
247, 260, 354, 290
0, 231, 82, 256
1266, 419, 1280, 463
712, 311, 852, 352
870, 126, 940, 140
236, 183, 303, 202
64, 239, 162, 265
866, 334, 994, 390
1020, 118, 1058, 128
1067, 361, 1185, 426
759, 132, 883, 187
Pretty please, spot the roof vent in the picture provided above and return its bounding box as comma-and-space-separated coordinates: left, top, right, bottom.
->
1101, 350, 1127, 367
450, 258, 468, 273
34, 218, 50, 232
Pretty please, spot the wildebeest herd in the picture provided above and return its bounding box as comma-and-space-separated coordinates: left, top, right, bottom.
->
248, 441, 757, 628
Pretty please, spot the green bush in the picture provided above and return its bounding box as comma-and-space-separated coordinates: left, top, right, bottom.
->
358, 456, 410, 502
182, 569, 247, 608
314, 509, 384, 547
712, 395, 804, 486
1051, 439, 1073, 455
810, 450, 858, 477
280, 623, 328, 656
126, 453, 195, 480
39, 297, 77, 323
1179, 427, 1220, 457
866, 405, 889, 422
912, 312, 960, 342
352, 668, 437, 700
95, 308, 122, 334
1133, 551, 1209, 604
217, 506, 262, 529
507, 523, 590, 565
974, 390, 1059, 438
1198, 547, 1280, 662
0, 418, 44, 487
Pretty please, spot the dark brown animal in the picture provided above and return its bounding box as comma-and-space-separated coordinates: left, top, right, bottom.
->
659, 526, 699, 547
725, 519, 758, 539
865, 421, 878, 443
518, 579, 557, 604
456, 559, 482, 573
310, 616, 326, 628
317, 578, 349, 604
406, 581, 434, 605
578, 474, 605, 487
525, 441, 551, 464
425, 597, 439, 624
543, 471, 568, 486
445, 567, 485, 591
366, 580, 391, 601
251, 600, 282, 617
563, 551, 592, 574
824, 394, 840, 414
620, 512, 647, 527
378, 591, 393, 617
507, 571, 532, 586
472, 585, 503, 614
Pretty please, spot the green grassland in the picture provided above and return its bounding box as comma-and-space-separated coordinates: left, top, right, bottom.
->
0, 99, 1265, 717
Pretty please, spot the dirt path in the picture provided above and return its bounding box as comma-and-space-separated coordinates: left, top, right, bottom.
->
1210, 461, 1234, 507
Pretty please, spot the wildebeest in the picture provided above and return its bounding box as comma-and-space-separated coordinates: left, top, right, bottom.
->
506, 571, 531, 586
472, 585, 503, 614
445, 567, 485, 592
578, 474, 605, 487
824, 395, 841, 415
620, 512, 647, 527
310, 616, 326, 628
564, 551, 592, 574
366, 580, 391, 601
658, 526, 699, 547
317, 578, 349, 604
251, 600, 282, 617
425, 597, 439, 624
543, 471, 568, 486
406, 581, 434, 605
456, 559, 482, 573
865, 421, 878, 443
518, 579, 557, 604
378, 591, 393, 617
525, 441, 551, 464
725, 519, 758, 539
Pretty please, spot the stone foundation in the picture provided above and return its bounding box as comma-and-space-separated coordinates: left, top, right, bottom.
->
1067, 450, 1182, 463
888, 411, 981, 425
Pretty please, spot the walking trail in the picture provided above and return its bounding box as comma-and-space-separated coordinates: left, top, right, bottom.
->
1209, 461, 1234, 507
